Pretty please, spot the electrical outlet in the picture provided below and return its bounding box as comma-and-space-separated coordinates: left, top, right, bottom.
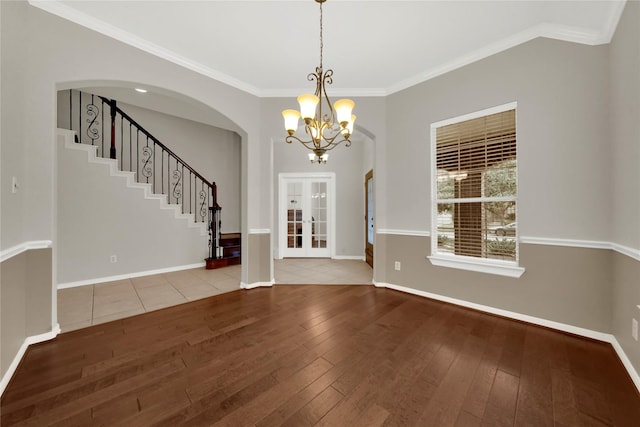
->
633, 318, 638, 341
394, 261, 401, 271
110, 255, 117, 263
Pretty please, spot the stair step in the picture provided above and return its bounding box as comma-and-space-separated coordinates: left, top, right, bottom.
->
205, 255, 241, 270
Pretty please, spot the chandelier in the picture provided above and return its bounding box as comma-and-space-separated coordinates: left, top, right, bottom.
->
282, 0, 356, 164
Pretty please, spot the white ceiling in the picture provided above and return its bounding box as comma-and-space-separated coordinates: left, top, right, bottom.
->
32, 0, 626, 97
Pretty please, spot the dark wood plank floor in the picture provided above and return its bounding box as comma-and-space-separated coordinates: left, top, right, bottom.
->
2, 285, 639, 426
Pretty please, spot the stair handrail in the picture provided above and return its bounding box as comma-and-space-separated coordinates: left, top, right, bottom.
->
100, 97, 212, 188
65, 89, 223, 262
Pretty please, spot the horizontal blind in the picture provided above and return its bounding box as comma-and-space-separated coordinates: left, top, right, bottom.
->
436, 109, 516, 191
434, 108, 517, 261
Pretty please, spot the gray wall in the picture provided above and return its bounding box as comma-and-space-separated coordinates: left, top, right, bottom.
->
610, 0, 640, 375
56, 131, 209, 285
385, 37, 610, 239
56, 90, 242, 233
377, 4, 639, 376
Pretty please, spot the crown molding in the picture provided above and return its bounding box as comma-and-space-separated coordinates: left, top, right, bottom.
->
29, 0, 626, 98
386, 19, 619, 95
28, 0, 262, 97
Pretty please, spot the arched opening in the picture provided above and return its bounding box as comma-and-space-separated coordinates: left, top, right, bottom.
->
270, 125, 376, 285
53, 80, 249, 330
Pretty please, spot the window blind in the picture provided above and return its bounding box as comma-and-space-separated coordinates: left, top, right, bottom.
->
434, 108, 517, 261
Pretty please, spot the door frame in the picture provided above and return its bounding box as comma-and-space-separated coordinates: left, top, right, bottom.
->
278, 172, 336, 259
365, 169, 374, 268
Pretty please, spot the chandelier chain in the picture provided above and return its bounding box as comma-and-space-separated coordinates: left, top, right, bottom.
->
319, 0, 323, 70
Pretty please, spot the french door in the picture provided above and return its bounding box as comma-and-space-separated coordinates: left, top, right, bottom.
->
279, 173, 335, 258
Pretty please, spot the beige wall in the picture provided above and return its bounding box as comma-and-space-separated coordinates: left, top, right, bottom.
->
247, 233, 271, 284
378, 235, 612, 333
1, 248, 52, 378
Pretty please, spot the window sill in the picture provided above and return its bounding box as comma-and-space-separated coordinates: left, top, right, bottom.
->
427, 254, 525, 278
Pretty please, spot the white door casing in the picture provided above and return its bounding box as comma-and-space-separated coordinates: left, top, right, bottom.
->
279, 173, 336, 258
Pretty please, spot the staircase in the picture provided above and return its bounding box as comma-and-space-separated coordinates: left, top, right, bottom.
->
60, 89, 239, 269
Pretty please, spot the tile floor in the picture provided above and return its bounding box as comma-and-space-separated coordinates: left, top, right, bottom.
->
58, 259, 373, 332
274, 258, 373, 285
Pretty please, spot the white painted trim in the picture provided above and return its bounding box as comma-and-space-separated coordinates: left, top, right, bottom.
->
278, 173, 336, 259
602, 0, 628, 44
57, 262, 206, 289
332, 255, 366, 261
428, 254, 525, 278
29, 1, 624, 98
0, 240, 53, 263
611, 243, 640, 262
0, 326, 60, 396
28, 0, 262, 97
248, 229, 271, 234
386, 18, 622, 95
374, 281, 640, 394
611, 337, 640, 393
522, 236, 640, 262
377, 229, 430, 237
375, 231, 640, 262
241, 281, 274, 290
519, 236, 611, 250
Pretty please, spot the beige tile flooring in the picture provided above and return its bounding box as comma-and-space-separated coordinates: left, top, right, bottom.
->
57, 259, 372, 332
274, 258, 373, 285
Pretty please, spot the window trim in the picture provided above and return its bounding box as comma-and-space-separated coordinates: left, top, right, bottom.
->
429, 102, 524, 278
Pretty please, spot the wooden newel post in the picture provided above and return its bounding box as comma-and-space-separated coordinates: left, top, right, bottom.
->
206, 182, 223, 269
109, 99, 117, 160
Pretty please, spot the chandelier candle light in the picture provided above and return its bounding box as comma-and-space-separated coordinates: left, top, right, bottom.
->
282, 0, 356, 164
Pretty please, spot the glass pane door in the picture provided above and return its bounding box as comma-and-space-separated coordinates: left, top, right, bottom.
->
311, 181, 328, 249
287, 182, 303, 249
280, 174, 333, 258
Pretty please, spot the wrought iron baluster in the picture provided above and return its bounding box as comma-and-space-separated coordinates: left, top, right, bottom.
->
136, 130, 140, 181
101, 99, 105, 155
68, 90, 73, 140
129, 123, 132, 172
119, 116, 122, 168
181, 165, 184, 213
152, 140, 156, 192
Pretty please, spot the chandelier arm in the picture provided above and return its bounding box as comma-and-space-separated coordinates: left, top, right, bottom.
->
284, 134, 322, 150
315, 134, 351, 151
321, 69, 336, 124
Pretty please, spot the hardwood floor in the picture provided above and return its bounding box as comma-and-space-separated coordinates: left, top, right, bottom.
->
2, 285, 639, 426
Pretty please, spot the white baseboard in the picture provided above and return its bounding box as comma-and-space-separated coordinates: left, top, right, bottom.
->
1, 324, 60, 397
241, 281, 274, 289
374, 282, 640, 394
57, 262, 206, 289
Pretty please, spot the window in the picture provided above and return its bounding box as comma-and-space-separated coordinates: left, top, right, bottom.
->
429, 103, 524, 278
